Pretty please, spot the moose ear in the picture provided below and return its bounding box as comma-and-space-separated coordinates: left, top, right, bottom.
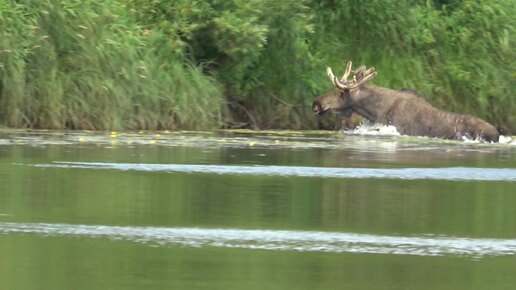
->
354, 65, 367, 81
340, 88, 350, 96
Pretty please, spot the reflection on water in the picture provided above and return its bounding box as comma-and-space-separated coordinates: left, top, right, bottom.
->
1, 129, 516, 290
1, 128, 515, 151
2, 222, 516, 258
30, 161, 516, 181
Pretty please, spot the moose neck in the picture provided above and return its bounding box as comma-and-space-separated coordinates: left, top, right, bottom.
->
350, 85, 394, 123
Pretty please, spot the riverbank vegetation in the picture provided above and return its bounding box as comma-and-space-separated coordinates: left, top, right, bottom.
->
0, 0, 514, 132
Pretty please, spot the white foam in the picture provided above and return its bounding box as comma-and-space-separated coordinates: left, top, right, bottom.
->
346, 121, 516, 145
346, 121, 400, 136
28, 162, 516, 181
1, 222, 515, 258
499, 135, 515, 145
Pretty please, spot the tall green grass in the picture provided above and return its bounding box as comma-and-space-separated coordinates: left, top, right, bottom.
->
0, 0, 223, 130
0, 0, 514, 132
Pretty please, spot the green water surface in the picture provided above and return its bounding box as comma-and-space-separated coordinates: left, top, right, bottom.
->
0, 130, 515, 290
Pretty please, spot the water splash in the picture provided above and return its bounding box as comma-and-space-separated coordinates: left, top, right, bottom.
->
347, 121, 516, 145
1, 222, 515, 258
1, 129, 515, 149
347, 122, 400, 136
499, 135, 514, 144
30, 162, 516, 181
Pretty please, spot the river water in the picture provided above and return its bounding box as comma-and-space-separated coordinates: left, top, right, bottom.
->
1, 128, 515, 289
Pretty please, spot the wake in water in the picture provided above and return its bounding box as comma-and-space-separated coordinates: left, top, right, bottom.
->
345, 121, 515, 144
1, 222, 515, 258
29, 162, 516, 181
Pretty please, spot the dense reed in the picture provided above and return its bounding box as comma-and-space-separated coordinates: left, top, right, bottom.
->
0, 0, 514, 132
0, 0, 223, 130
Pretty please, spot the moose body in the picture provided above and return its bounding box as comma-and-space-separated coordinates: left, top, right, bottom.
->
312, 61, 499, 142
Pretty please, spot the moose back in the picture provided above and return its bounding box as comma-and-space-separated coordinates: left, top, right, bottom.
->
312, 61, 499, 142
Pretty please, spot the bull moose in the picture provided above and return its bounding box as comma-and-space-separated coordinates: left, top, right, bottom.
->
312, 61, 499, 142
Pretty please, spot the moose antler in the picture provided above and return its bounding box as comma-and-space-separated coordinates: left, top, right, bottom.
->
341, 61, 353, 83
327, 61, 377, 90
327, 61, 352, 89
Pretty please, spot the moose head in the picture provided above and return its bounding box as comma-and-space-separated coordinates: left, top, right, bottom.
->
312, 61, 377, 116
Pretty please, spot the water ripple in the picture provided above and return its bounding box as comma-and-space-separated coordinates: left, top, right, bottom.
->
31, 162, 516, 181
1, 222, 515, 258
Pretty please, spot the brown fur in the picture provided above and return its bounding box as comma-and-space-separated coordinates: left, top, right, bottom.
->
313, 85, 499, 142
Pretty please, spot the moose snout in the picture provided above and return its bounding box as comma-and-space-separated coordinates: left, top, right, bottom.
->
312, 101, 324, 115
